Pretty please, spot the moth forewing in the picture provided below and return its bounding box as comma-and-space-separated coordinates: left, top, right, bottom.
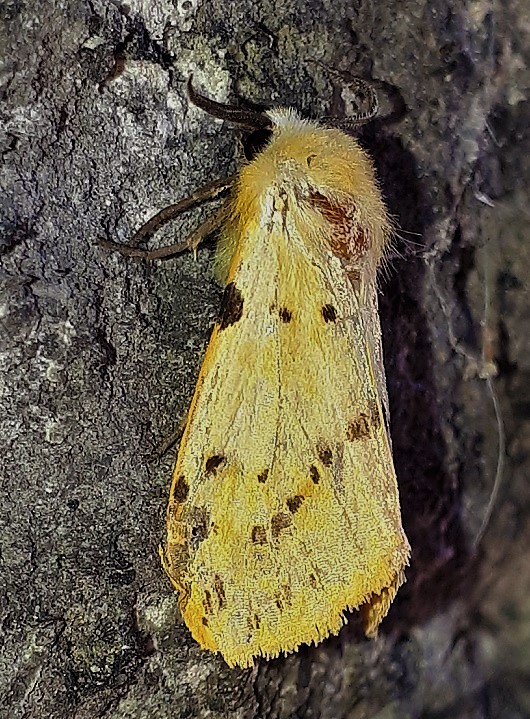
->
163, 103, 410, 668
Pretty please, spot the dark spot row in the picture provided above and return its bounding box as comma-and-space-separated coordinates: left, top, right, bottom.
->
201, 574, 225, 615
172, 440, 334, 507
346, 400, 381, 440
220, 282, 339, 332
205, 573, 319, 626
219, 282, 244, 330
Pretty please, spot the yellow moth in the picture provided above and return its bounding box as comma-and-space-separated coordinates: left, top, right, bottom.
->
105, 78, 411, 667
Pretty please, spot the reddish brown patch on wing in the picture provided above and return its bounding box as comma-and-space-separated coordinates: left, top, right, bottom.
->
308, 191, 370, 261
354, 226, 369, 256
309, 192, 347, 225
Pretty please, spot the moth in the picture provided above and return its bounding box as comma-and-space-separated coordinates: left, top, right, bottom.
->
103, 78, 411, 667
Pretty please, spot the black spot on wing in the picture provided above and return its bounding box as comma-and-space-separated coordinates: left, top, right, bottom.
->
317, 443, 333, 466
205, 454, 225, 474
322, 304, 337, 322
219, 282, 244, 329
310, 465, 320, 484
247, 612, 262, 632
251, 525, 267, 544
189, 506, 210, 549
203, 590, 213, 614
279, 307, 292, 323
286, 495, 305, 513
271, 512, 292, 537
346, 413, 371, 440
346, 402, 381, 441
171, 475, 189, 503
282, 584, 293, 605
275, 584, 293, 611
257, 469, 269, 483
213, 574, 226, 609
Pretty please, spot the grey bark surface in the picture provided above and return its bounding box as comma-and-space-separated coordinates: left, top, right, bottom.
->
1, 0, 528, 717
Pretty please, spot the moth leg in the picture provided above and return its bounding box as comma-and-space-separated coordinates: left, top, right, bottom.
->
98, 175, 236, 260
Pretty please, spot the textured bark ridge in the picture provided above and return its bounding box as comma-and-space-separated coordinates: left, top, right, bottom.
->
1, 1, 528, 717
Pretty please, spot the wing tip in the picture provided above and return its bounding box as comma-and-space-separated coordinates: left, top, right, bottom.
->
204, 559, 410, 668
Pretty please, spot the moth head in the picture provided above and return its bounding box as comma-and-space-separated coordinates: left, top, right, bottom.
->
186, 77, 386, 232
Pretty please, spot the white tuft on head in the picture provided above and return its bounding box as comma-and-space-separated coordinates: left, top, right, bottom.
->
266, 107, 317, 133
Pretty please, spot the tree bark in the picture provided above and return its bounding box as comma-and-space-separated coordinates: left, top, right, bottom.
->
1, 0, 528, 717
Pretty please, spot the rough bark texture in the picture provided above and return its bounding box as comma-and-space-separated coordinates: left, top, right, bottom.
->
1, 0, 528, 717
